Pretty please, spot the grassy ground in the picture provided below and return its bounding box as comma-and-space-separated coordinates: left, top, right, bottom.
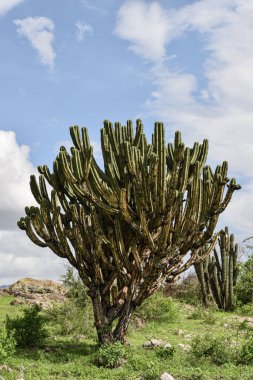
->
0, 294, 253, 380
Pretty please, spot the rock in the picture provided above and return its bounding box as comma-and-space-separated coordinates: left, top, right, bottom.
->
8, 278, 68, 309
184, 334, 192, 340
0, 376, 5, 380
164, 343, 172, 349
0, 365, 13, 372
151, 339, 163, 347
44, 346, 54, 353
175, 329, 184, 335
160, 372, 175, 380
223, 323, 229, 328
143, 341, 152, 348
10, 299, 25, 306
178, 343, 190, 352
134, 316, 145, 328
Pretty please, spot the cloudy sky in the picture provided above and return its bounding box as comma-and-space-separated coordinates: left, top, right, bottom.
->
0, 0, 253, 284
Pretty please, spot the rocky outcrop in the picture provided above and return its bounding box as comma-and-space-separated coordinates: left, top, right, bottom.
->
1, 278, 68, 308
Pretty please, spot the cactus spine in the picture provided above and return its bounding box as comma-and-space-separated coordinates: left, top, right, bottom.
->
18, 120, 240, 343
194, 227, 239, 310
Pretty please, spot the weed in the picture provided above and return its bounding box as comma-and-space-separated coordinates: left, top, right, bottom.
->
93, 342, 127, 368
191, 333, 235, 365
155, 345, 175, 359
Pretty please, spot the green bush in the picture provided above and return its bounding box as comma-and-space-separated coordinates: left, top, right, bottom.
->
45, 265, 94, 338
155, 345, 175, 359
239, 335, 253, 364
142, 369, 160, 380
6, 304, 48, 348
237, 303, 253, 316
236, 255, 253, 304
191, 334, 235, 365
188, 305, 206, 320
0, 325, 16, 359
136, 292, 179, 323
93, 342, 127, 368
46, 299, 94, 337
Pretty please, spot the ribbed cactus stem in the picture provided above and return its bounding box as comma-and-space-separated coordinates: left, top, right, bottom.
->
194, 227, 238, 310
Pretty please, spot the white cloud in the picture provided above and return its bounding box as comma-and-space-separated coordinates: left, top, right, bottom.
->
115, 1, 170, 61
221, 183, 253, 242
116, 0, 253, 241
0, 0, 24, 16
0, 131, 34, 216
75, 21, 93, 42
0, 232, 65, 284
14, 17, 56, 69
0, 131, 65, 284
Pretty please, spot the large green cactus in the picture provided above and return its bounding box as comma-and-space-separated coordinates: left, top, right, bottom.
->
194, 227, 239, 310
18, 120, 240, 343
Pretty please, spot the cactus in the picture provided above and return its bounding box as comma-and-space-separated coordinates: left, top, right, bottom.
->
18, 120, 240, 343
194, 227, 239, 310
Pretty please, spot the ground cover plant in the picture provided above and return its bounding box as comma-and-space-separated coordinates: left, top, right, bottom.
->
0, 291, 253, 380
17, 120, 240, 343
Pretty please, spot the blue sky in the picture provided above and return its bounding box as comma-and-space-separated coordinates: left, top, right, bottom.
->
1, 0, 253, 283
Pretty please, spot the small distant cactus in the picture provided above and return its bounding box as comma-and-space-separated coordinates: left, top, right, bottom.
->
194, 227, 239, 310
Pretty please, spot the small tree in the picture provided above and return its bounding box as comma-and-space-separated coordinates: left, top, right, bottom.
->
18, 120, 240, 343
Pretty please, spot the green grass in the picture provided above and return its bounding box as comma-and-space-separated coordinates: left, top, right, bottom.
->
0, 295, 24, 322
0, 295, 253, 380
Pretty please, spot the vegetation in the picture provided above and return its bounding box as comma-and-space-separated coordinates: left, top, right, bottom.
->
46, 267, 94, 338
0, 325, 16, 359
5, 304, 49, 348
0, 292, 253, 379
236, 254, 253, 304
17, 120, 240, 343
194, 227, 239, 310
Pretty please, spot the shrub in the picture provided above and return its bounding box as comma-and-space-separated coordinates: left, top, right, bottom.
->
46, 299, 94, 337
239, 335, 253, 364
136, 292, 179, 323
155, 345, 175, 359
191, 334, 235, 365
202, 310, 217, 325
142, 369, 160, 380
93, 342, 127, 368
188, 305, 217, 325
0, 325, 16, 359
237, 303, 253, 316
236, 255, 253, 305
188, 306, 206, 320
6, 304, 48, 348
